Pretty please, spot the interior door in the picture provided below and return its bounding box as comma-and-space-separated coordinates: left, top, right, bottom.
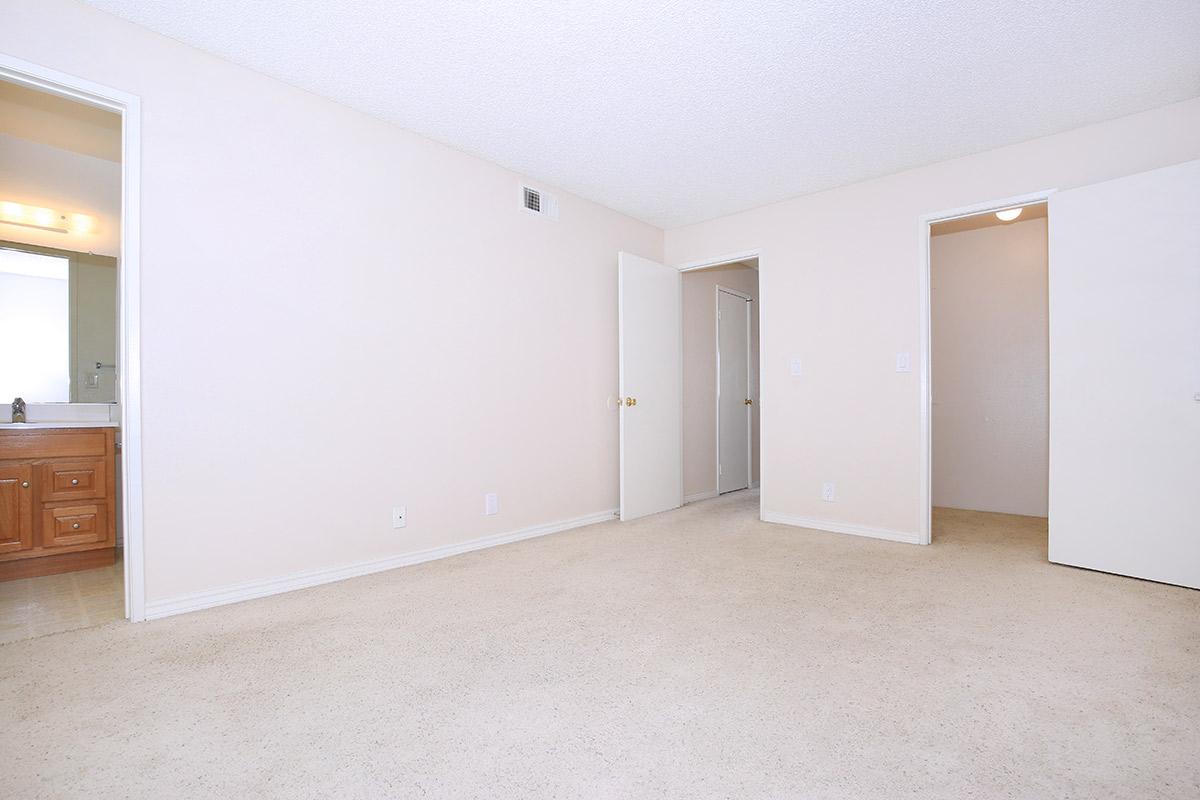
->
1048, 159, 1200, 589
718, 289, 751, 493
619, 252, 681, 521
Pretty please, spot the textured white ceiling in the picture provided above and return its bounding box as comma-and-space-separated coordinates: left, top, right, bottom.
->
84, 1, 1200, 228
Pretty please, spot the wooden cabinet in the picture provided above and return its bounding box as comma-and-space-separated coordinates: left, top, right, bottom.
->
0, 427, 117, 580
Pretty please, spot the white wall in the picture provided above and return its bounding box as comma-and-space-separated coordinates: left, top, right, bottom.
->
665, 97, 1200, 540
1, 0, 662, 606
931, 218, 1047, 517
682, 265, 759, 498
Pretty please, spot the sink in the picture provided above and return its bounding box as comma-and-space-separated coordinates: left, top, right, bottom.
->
0, 421, 119, 429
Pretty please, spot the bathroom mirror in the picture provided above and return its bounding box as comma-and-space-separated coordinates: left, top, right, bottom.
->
0, 242, 118, 404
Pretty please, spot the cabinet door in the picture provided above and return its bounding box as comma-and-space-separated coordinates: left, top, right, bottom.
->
0, 464, 34, 555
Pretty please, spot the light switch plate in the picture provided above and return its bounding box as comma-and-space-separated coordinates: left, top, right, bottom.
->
484, 493, 499, 516
392, 506, 407, 528
895, 352, 912, 372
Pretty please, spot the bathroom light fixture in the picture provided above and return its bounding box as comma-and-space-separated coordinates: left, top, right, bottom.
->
995, 207, 1023, 222
0, 200, 95, 234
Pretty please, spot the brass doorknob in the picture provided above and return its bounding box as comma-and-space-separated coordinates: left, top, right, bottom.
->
744, 398, 753, 405
624, 397, 638, 407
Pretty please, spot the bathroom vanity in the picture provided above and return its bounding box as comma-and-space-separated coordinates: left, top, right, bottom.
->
0, 425, 118, 580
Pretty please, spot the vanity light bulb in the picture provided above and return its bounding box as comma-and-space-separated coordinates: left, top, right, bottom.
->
995, 207, 1022, 222
0, 201, 22, 221
70, 214, 95, 234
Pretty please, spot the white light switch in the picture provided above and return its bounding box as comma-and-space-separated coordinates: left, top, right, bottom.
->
790, 358, 803, 377
392, 506, 407, 529
895, 352, 912, 373
484, 493, 499, 516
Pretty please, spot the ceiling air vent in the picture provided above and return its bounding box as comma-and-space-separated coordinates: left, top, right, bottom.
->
519, 183, 559, 221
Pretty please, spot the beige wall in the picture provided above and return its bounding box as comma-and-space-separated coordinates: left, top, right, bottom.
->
682, 265, 759, 498
0, 78, 121, 161
931, 218, 1047, 517
665, 96, 1200, 539
1, 0, 662, 606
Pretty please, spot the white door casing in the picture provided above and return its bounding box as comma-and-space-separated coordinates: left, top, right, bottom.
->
618, 252, 682, 521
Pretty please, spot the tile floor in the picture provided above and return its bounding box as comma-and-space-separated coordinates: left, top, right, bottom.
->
0, 553, 124, 644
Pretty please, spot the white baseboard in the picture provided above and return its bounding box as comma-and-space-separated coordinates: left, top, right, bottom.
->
684, 490, 719, 504
760, 510, 921, 545
144, 508, 618, 620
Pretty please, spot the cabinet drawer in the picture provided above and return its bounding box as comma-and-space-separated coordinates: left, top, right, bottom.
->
39, 460, 107, 502
41, 503, 109, 549
0, 430, 108, 460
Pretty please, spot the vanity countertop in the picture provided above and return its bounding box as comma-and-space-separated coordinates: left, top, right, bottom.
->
0, 421, 120, 429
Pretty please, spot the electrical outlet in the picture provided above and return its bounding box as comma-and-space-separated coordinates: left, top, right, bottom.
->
790, 358, 803, 377
484, 492, 499, 516
821, 482, 836, 502
392, 506, 407, 529
895, 352, 912, 372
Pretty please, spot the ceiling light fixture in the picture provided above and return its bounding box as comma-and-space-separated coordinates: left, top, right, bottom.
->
0, 200, 95, 235
995, 207, 1023, 222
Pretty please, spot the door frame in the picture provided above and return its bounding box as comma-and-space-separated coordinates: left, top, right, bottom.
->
917, 189, 1055, 546
715, 286, 753, 494
0, 54, 147, 622
677, 249, 762, 509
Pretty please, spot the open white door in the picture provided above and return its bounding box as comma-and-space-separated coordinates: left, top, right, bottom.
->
619, 252, 682, 521
1048, 159, 1200, 589
717, 288, 751, 494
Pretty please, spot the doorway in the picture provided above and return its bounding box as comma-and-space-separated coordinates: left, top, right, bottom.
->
616, 251, 760, 522
925, 200, 1050, 554
0, 56, 145, 630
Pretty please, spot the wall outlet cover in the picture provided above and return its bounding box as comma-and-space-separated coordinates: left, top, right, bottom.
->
821, 482, 836, 502
790, 358, 803, 377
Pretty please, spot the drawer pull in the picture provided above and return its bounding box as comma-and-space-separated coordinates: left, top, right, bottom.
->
21, 481, 29, 488
71, 478, 80, 485
72, 523, 81, 529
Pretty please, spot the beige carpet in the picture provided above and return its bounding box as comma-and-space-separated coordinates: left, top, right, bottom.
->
1, 492, 1197, 799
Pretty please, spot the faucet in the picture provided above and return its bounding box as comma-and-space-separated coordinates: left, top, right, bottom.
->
10, 397, 25, 423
